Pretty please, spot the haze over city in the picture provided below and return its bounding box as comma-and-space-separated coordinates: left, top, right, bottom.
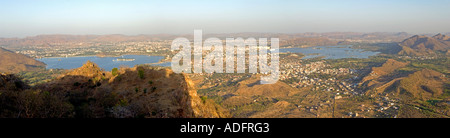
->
1, 2, 450, 136
1, 0, 450, 37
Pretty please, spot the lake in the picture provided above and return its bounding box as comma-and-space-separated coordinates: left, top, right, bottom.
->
38, 46, 378, 71
279, 45, 379, 59
38, 55, 168, 71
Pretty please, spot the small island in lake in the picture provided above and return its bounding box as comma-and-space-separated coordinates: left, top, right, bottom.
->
114, 58, 135, 61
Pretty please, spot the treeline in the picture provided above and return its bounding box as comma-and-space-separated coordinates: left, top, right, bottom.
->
0, 74, 73, 118
0, 73, 120, 118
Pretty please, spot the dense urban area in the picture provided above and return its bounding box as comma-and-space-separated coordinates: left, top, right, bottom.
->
0, 32, 449, 118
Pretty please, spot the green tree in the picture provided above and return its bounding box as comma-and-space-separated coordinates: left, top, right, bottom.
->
112, 68, 118, 76
200, 96, 207, 104
138, 69, 145, 79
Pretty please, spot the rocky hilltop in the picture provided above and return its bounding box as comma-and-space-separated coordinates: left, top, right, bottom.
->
0, 61, 230, 118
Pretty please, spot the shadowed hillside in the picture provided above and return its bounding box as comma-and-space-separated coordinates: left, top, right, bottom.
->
387, 69, 447, 101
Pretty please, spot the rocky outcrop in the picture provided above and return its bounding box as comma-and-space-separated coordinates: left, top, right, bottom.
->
1, 61, 230, 118
42, 61, 230, 118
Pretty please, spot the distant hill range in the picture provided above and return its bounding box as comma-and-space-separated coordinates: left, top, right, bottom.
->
0, 32, 412, 49
0, 47, 45, 73
398, 33, 450, 56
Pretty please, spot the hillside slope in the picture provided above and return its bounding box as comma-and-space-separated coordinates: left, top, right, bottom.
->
249, 101, 316, 118
0, 61, 230, 118
398, 34, 450, 56
361, 59, 409, 88
0, 47, 45, 73
387, 69, 448, 100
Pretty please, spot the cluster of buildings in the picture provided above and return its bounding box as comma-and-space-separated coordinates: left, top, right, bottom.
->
280, 61, 354, 80
398, 55, 437, 60
16, 40, 173, 58
279, 59, 357, 93
374, 95, 399, 115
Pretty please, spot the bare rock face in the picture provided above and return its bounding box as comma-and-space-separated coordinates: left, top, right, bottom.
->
41, 61, 230, 118
182, 74, 230, 118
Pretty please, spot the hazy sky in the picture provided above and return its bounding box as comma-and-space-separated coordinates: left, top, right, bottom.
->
1, 0, 450, 37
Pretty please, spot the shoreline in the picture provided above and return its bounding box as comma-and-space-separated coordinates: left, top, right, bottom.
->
36, 54, 165, 60
36, 54, 170, 69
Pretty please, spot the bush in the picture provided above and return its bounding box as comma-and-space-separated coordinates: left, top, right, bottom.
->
135, 87, 139, 93
151, 86, 157, 92
111, 68, 118, 76
148, 80, 153, 85
200, 96, 207, 104
118, 99, 128, 106
143, 88, 147, 93
138, 69, 145, 79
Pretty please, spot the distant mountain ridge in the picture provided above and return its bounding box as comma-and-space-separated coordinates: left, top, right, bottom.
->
0, 34, 184, 48
0, 32, 412, 49
398, 33, 450, 56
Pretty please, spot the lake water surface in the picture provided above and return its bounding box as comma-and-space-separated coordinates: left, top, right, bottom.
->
38, 45, 379, 70
279, 45, 379, 59
38, 55, 166, 71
